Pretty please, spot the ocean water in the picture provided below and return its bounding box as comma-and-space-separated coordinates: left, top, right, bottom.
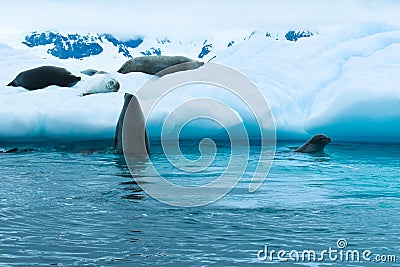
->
0, 140, 399, 266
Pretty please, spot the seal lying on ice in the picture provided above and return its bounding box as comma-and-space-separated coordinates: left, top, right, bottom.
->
7, 66, 81, 90
114, 93, 149, 155
81, 73, 120, 96
80, 69, 108, 76
294, 134, 331, 153
117, 56, 204, 76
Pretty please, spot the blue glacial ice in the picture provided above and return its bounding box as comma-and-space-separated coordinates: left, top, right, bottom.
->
0, 22, 399, 143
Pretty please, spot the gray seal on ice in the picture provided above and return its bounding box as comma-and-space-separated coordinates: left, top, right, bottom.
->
7, 66, 81, 90
294, 134, 331, 153
81, 69, 108, 76
81, 73, 120, 96
117, 55, 204, 76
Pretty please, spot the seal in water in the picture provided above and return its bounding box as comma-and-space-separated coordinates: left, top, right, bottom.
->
115, 93, 149, 155
81, 74, 120, 96
7, 66, 81, 90
0, 147, 19, 153
117, 55, 204, 76
294, 134, 331, 153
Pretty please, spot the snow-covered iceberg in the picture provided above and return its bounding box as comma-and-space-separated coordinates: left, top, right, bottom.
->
0, 22, 399, 142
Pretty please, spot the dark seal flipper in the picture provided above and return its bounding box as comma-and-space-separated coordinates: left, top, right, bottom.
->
5, 147, 19, 153
7, 81, 15, 87
115, 93, 149, 155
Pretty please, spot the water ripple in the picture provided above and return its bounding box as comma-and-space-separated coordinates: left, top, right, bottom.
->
0, 141, 399, 265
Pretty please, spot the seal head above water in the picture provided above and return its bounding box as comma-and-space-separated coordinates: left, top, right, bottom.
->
294, 134, 331, 153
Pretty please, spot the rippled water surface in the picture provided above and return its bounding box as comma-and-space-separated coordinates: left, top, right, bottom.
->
0, 140, 399, 266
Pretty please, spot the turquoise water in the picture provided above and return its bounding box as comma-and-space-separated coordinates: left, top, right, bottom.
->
0, 140, 399, 266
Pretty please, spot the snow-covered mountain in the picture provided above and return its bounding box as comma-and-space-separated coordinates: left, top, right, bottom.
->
0, 22, 399, 143
23, 32, 145, 59
21, 30, 315, 60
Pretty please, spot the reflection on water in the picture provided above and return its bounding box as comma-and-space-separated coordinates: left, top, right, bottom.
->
0, 140, 399, 265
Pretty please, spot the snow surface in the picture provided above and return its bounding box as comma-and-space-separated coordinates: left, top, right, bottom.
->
0, 22, 399, 142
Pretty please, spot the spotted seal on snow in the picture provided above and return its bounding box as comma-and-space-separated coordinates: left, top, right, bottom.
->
294, 134, 331, 153
117, 56, 204, 76
7, 66, 81, 90
81, 73, 120, 96
80, 69, 108, 76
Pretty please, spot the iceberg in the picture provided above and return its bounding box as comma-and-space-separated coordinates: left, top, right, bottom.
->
0, 22, 399, 143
